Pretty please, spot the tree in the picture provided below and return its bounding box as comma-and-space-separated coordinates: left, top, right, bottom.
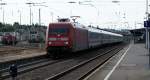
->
13, 22, 20, 29
0, 22, 3, 28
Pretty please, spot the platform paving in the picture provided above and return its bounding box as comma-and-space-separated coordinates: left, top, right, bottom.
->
85, 43, 150, 80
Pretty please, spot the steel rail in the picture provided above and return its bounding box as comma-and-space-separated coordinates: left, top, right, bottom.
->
1, 59, 61, 79
0, 58, 49, 73
45, 45, 124, 80
79, 46, 125, 80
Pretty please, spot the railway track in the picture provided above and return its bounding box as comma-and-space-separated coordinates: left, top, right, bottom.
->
45, 44, 126, 80
0, 47, 99, 79
1, 60, 62, 79
0, 54, 46, 69
1, 43, 126, 80
1, 53, 91, 80
0, 55, 48, 79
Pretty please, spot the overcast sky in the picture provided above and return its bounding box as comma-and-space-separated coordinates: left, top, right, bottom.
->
0, 0, 148, 29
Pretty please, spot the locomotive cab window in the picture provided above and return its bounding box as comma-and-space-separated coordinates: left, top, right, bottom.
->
49, 28, 69, 35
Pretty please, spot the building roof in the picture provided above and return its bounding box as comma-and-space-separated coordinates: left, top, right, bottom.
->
130, 28, 145, 36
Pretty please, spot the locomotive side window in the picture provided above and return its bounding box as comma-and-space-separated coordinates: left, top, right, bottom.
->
49, 28, 69, 35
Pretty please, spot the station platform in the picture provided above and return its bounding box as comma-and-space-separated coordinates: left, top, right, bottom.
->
84, 43, 150, 80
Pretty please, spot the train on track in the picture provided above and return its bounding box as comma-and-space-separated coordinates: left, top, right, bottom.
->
1, 33, 18, 45
46, 18, 123, 58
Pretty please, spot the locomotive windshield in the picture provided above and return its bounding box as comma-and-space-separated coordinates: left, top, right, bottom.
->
49, 28, 69, 35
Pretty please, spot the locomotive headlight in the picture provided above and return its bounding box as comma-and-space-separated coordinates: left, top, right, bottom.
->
49, 42, 52, 44
64, 41, 68, 45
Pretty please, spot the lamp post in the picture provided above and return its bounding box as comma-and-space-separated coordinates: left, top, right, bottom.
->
112, 0, 121, 29
33, 4, 48, 26
146, 0, 149, 49
26, 2, 37, 42
0, 2, 6, 23
26, 2, 47, 25
145, 0, 150, 68
68, 1, 77, 17
39, 8, 41, 25
18, 10, 21, 25
26, 2, 45, 25
26, 2, 47, 45
26, 2, 33, 25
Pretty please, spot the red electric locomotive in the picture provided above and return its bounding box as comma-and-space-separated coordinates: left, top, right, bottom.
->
46, 18, 89, 57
